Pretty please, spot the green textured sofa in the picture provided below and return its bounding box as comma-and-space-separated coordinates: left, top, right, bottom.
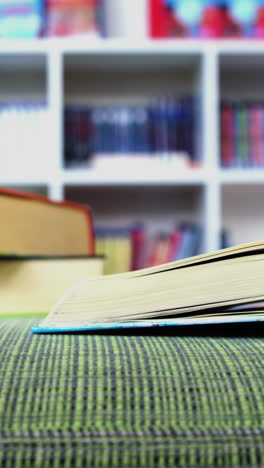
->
1, 316, 264, 467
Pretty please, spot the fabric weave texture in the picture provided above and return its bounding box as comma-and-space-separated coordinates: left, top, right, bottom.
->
1, 317, 264, 467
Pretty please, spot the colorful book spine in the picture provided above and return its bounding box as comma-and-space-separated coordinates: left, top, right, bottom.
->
221, 100, 264, 168
149, 0, 264, 39
44, 0, 101, 37
221, 102, 235, 168
0, 0, 44, 38
96, 224, 201, 275
64, 95, 197, 168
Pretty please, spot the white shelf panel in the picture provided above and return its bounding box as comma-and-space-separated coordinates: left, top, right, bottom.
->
220, 170, 264, 184
0, 39, 49, 54
215, 39, 264, 54
0, 177, 50, 186
0, 38, 264, 56
62, 168, 206, 186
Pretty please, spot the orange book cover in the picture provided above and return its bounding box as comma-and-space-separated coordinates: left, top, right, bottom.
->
0, 187, 95, 255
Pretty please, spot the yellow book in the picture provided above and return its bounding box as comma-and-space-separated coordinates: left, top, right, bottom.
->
0, 255, 104, 315
32, 241, 264, 332
96, 233, 132, 275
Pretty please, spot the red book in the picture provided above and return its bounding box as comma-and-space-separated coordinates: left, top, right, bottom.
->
200, 5, 225, 38
131, 227, 146, 271
147, 234, 170, 267
221, 104, 235, 168
149, 0, 186, 38
45, 0, 99, 37
167, 229, 183, 262
255, 6, 264, 38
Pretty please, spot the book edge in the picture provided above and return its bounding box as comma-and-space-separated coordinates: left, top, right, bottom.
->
31, 314, 264, 334
0, 255, 105, 261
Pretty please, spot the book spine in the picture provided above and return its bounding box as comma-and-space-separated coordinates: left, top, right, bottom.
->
63, 95, 197, 168
149, 0, 167, 37
221, 102, 235, 168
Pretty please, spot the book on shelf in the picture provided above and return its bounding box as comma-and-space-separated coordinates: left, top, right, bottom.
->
96, 223, 201, 274
32, 241, 264, 333
96, 227, 132, 275
0, 188, 95, 256
0, 254, 104, 314
0, 0, 105, 38
149, 0, 263, 39
64, 96, 199, 170
221, 100, 264, 168
0, 0, 44, 38
44, 0, 102, 37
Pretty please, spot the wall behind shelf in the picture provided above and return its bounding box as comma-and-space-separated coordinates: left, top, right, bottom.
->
64, 184, 204, 230
222, 185, 264, 246
0, 53, 46, 101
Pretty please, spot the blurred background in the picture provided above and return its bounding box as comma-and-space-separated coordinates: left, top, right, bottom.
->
1, 0, 264, 274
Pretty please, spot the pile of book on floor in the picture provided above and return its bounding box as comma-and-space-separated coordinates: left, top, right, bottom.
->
221, 100, 264, 168
96, 223, 202, 275
0, 188, 104, 314
64, 96, 198, 170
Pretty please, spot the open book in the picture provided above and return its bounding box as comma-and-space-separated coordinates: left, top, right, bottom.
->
32, 241, 264, 333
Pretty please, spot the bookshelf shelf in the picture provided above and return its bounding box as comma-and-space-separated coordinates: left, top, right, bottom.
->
220, 170, 264, 184
62, 168, 206, 186
1, 39, 264, 255
1, 38, 264, 55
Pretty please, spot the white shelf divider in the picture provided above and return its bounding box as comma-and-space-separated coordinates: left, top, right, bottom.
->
202, 50, 221, 252
47, 49, 64, 201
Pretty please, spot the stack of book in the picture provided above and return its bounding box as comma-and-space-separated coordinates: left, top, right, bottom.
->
221, 101, 264, 168
96, 223, 201, 275
64, 96, 198, 169
0, 188, 104, 314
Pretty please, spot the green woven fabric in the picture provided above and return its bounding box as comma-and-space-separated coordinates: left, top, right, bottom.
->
1, 317, 264, 467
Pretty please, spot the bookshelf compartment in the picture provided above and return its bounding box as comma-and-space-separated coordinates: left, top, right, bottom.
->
65, 184, 203, 230
220, 53, 264, 101
222, 184, 264, 246
0, 53, 51, 181
63, 51, 203, 171
64, 52, 201, 103
65, 184, 205, 272
0, 53, 47, 102
219, 53, 264, 170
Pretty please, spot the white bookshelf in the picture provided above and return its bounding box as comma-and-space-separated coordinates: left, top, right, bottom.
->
1, 39, 264, 253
